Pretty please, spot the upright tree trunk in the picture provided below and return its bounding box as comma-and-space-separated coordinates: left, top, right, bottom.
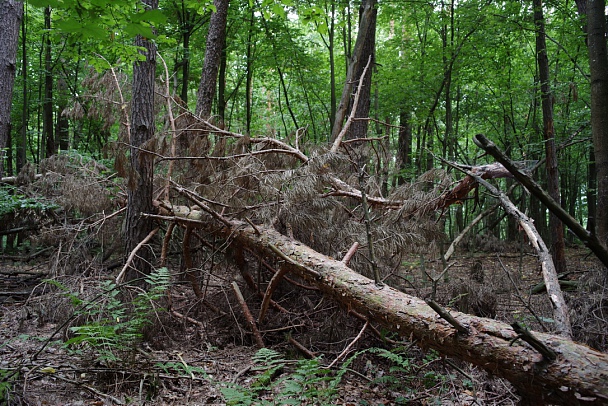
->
245, 8, 255, 134
396, 109, 412, 185
124, 0, 158, 282
195, 0, 230, 120
17, 4, 27, 173
331, 0, 376, 141
43, 6, 55, 159
0, 0, 22, 178
180, 29, 191, 104
586, 0, 608, 244
533, 0, 567, 274
346, 0, 376, 141
217, 43, 227, 124
56, 76, 69, 151
328, 2, 336, 138
588, 148, 597, 233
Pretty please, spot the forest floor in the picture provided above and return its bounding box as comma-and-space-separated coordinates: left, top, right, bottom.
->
1, 243, 606, 405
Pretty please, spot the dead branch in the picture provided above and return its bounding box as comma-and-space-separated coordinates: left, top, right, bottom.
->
473, 133, 608, 270
330, 55, 373, 154
115, 227, 159, 284
466, 169, 572, 339
231, 281, 264, 348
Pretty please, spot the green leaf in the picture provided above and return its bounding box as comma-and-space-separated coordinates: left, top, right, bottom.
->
26, 0, 61, 7
131, 8, 168, 25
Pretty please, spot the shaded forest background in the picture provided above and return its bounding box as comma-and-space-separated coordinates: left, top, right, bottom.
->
1, 0, 608, 404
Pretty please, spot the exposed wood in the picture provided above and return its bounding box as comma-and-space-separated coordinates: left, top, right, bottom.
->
473, 133, 608, 270
466, 169, 572, 339
258, 263, 289, 323
115, 227, 159, 284
0, 173, 42, 185
342, 242, 360, 265
189, 215, 608, 404
443, 204, 498, 262
231, 281, 264, 348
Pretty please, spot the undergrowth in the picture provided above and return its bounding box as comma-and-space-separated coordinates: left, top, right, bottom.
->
220, 348, 353, 405
47, 267, 171, 363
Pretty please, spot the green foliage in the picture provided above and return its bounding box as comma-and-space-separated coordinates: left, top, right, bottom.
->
155, 361, 208, 379
0, 186, 58, 218
220, 348, 347, 405
366, 347, 414, 388
0, 368, 19, 404
57, 268, 170, 363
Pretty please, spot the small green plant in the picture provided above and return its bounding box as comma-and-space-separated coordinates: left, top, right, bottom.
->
155, 361, 209, 379
0, 186, 58, 218
220, 348, 348, 405
0, 368, 19, 404
54, 268, 170, 363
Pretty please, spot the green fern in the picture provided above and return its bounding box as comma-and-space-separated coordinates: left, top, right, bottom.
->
60, 267, 170, 363
220, 348, 349, 406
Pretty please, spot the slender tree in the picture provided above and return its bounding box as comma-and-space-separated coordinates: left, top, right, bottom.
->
331, 0, 377, 141
533, 0, 567, 274
347, 0, 377, 141
0, 0, 23, 178
586, 0, 608, 244
42, 6, 55, 158
195, 0, 230, 120
124, 0, 159, 282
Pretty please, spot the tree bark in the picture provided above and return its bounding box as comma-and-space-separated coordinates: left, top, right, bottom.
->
0, 0, 23, 178
43, 6, 55, 159
533, 0, 567, 275
166, 212, 608, 405
331, 0, 376, 141
346, 0, 376, 141
195, 0, 230, 120
124, 0, 158, 282
586, 0, 608, 245
395, 109, 412, 185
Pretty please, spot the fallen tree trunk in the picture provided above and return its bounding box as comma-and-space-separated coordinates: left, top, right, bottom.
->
180, 214, 608, 405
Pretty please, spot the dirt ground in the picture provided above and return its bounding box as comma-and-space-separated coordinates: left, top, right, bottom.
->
1, 243, 606, 405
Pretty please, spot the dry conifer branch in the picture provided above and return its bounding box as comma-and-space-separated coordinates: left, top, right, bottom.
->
443, 204, 498, 262
238, 264, 290, 314
115, 227, 159, 284
160, 222, 175, 266
426, 299, 470, 335
473, 133, 608, 270
342, 242, 360, 265
511, 322, 557, 361
258, 264, 289, 323
171, 184, 232, 227
288, 336, 317, 359
327, 320, 369, 369
466, 169, 572, 339
95, 53, 130, 138
330, 55, 373, 154
170, 309, 205, 328
359, 165, 382, 287
231, 281, 265, 348
156, 52, 178, 200
498, 256, 549, 332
